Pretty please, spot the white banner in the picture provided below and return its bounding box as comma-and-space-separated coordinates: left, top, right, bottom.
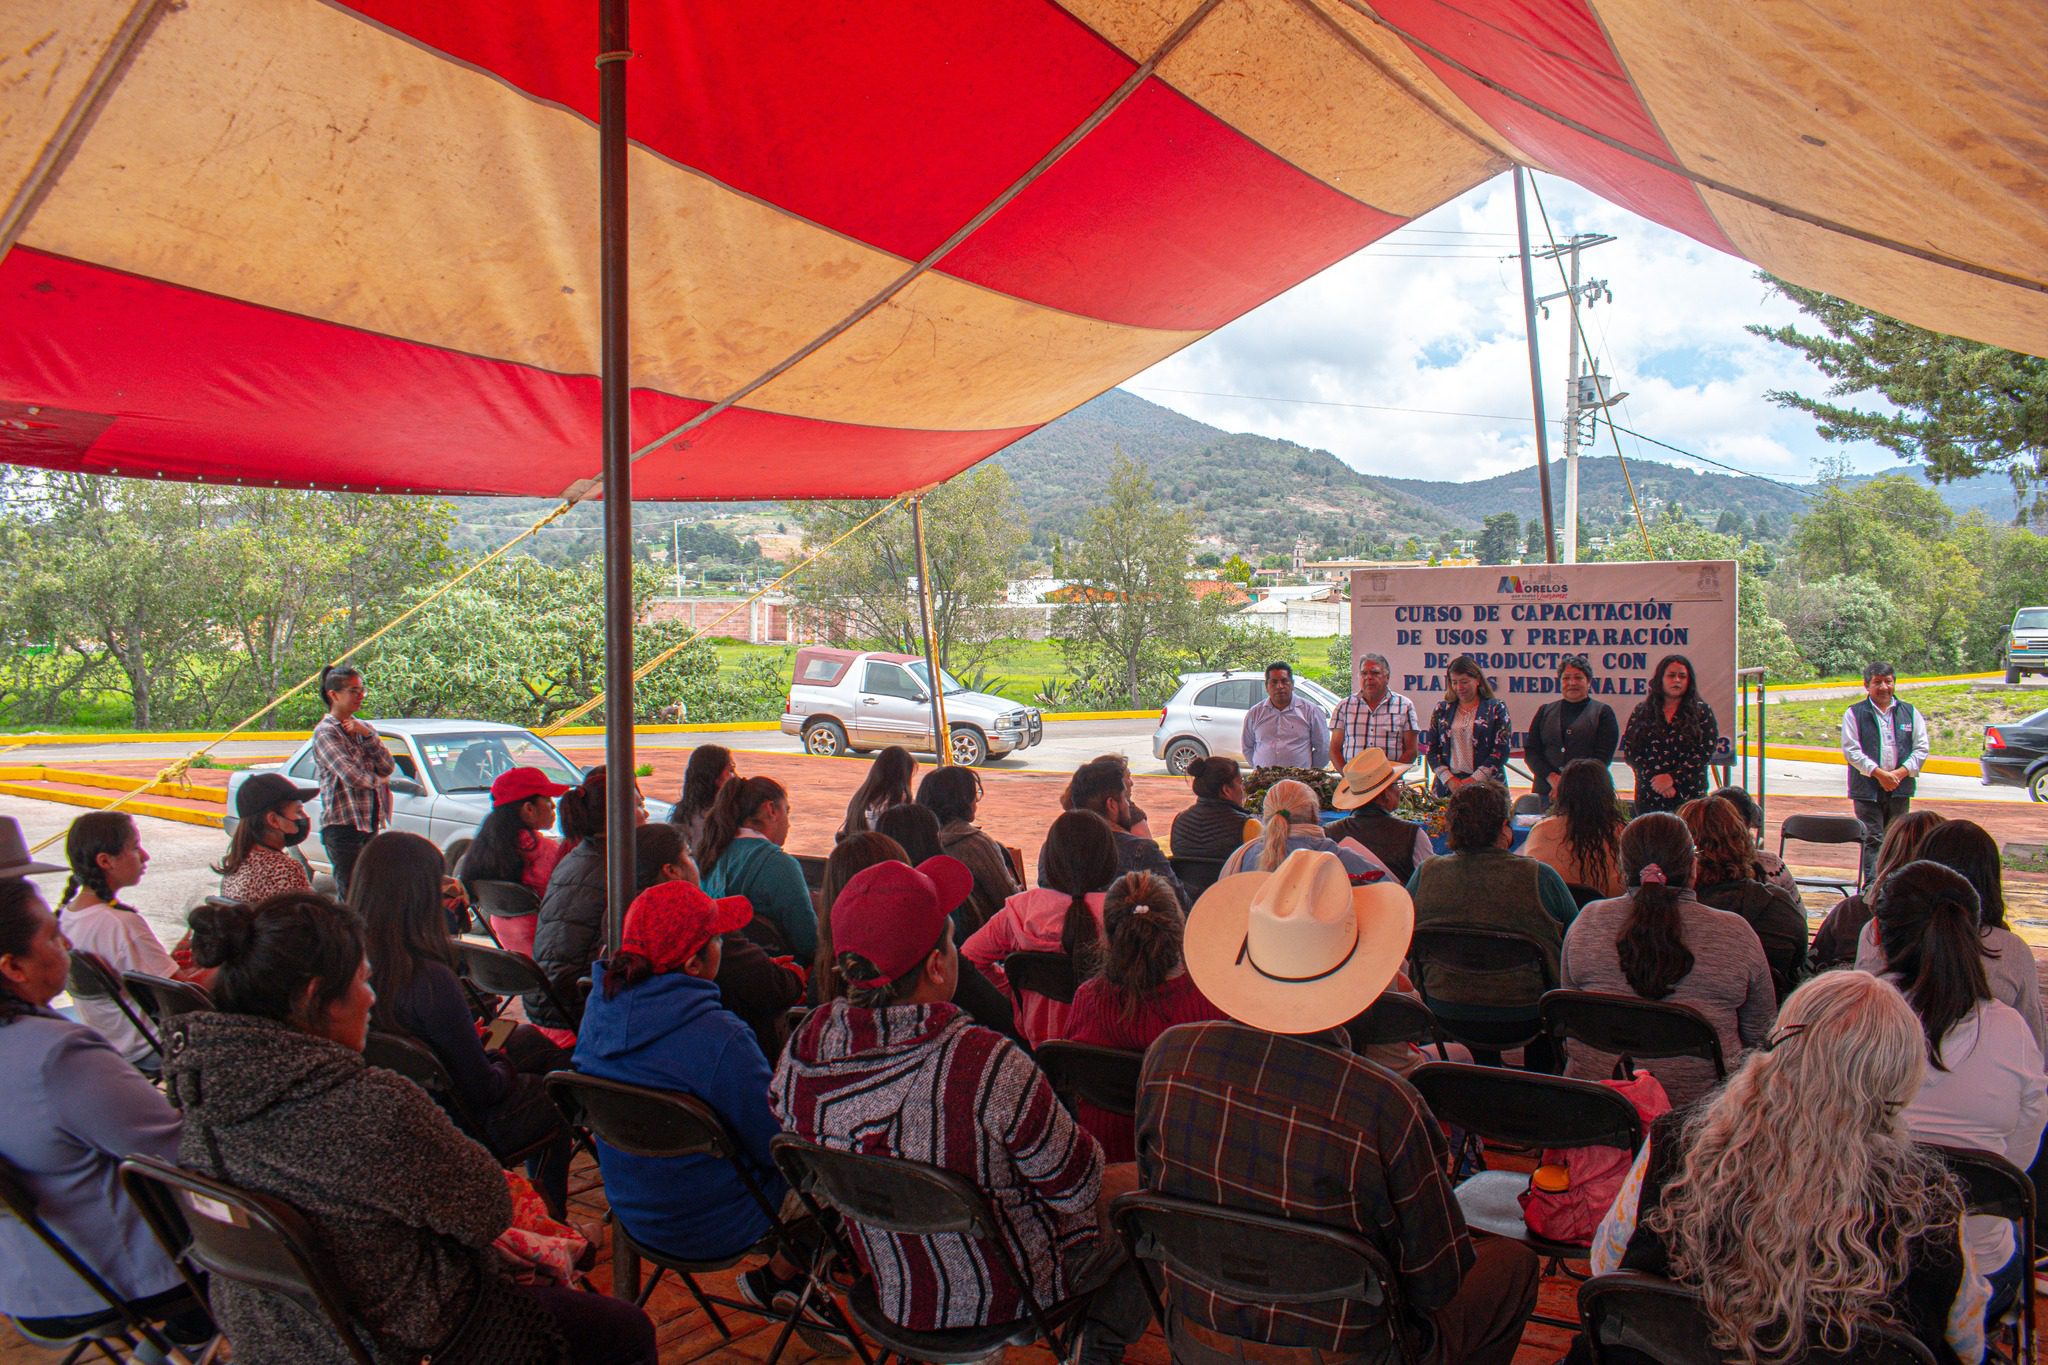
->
1349, 561, 1738, 763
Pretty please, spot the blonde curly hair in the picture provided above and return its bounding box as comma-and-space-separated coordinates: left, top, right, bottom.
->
1645, 971, 1961, 1365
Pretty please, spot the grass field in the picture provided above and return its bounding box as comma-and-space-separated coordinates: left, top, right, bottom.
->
1756, 684, 2042, 756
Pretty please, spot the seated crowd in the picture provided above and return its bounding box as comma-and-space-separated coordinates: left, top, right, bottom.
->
2, 721, 2041, 1365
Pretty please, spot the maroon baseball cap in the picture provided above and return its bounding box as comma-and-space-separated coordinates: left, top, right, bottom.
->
491, 766, 573, 806
831, 856, 973, 986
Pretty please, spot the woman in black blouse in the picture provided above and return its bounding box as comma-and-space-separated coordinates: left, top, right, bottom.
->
1525, 655, 1619, 811
1619, 653, 1718, 815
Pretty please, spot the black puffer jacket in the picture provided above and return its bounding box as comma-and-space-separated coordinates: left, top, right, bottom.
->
529, 840, 605, 1030
163, 1012, 532, 1364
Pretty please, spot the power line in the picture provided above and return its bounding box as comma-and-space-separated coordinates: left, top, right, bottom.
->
1594, 419, 1816, 496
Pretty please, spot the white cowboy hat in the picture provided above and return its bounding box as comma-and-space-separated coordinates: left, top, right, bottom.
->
0, 818, 63, 879
1184, 849, 1412, 1036
1330, 748, 1402, 811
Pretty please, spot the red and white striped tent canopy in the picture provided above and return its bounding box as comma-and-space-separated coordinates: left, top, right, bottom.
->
4, 0, 2044, 500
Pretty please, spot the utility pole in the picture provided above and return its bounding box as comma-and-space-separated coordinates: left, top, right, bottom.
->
1512, 168, 1558, 565
1533, 232, 1615, 562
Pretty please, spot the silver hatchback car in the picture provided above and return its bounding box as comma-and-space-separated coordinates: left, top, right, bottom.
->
1151, 671, 1342, 776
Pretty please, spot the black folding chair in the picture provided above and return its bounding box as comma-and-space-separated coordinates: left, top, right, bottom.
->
1167, 856, 1225, 903
1567, 882, 1607, 910
772, 1135, 1113, 1365
120, 1155, 377, 1365
1001, 950, 1079, 1007
1778, 812, 1866, 899
66, 951, 162, 1062
0, 1154, 209, 1363
1577, 1271, 1936, 1364
543, 1073, 849, 1362
1345, 991, 1450, 1060
121, 971, 213, 1036
1409, 1061, 1644, 1329
1540, 989, 1726, 1083
1924, 1142, 2035, 1364
1033, 1042, 1144, 1119
455, 940, 580, 1028
1110, 1191, 1421, 1365
1406, 926, 1556, 1058
794, 854, 829, 893
467, 878, 539, 949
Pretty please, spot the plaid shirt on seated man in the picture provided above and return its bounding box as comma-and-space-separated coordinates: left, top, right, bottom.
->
1136, 1021, 1471, 1358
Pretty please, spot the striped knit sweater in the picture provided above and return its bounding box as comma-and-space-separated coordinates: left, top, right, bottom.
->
771, 999, 1103, 1330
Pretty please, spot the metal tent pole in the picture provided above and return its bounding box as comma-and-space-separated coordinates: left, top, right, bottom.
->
912, 495, 952, 764
598, 0, 635, 950
1513, 166, 1558, 564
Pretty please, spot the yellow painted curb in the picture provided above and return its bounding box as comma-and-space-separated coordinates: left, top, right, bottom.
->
551, 721, 781, 736
37, 767, 228, 803
0, 729, 317, 745
1742, 743, 1979, 778
1042, 710, 1156, 722
0, 781, 224, 828
1769, 671, 2002, 696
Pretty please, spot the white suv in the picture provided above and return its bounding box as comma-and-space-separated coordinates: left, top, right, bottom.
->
779, 647, 1042, 766
1150, 670, 1342, 776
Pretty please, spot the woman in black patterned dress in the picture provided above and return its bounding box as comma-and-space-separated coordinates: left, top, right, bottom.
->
1619, 654, 1719, 815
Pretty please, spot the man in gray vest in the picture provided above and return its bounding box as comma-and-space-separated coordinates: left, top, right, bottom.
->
1839, 661, 1928, 884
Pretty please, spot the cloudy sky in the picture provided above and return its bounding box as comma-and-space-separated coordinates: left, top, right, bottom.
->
1128, 171, 1899, 487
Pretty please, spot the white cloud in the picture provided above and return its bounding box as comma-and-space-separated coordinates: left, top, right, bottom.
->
1128, 173, 1898, 485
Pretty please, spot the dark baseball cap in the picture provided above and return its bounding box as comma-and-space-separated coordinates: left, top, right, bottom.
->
236, 771, 318, 820
831, 856, 973, 987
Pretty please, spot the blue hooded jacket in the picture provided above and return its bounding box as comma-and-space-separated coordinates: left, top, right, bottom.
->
572, 962, 786, 1259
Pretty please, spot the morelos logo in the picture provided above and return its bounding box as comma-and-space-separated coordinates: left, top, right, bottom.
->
1497, 575, 1569, 596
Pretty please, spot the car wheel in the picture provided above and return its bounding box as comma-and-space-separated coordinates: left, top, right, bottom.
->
1164, 738, 1209, 776
442, 837, 472, 877
2031, 768, 2048, 803
803, 719, 849, 757
2008, 665, 2023, 685
948, 726, 989, 767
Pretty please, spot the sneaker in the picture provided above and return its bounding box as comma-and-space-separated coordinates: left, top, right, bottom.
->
737, 1263, 807, 1316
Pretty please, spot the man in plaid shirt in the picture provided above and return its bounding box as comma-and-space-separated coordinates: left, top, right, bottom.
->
1143, 850, 1539, 1365
311, 664, 392, 896
1329, 652, 1422, 769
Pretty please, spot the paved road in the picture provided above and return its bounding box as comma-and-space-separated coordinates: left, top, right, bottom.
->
8, 713, 2035, 803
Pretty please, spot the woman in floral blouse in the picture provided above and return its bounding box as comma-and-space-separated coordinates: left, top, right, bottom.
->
1422, 655, 1512, 796
1620, 653, 1720, 814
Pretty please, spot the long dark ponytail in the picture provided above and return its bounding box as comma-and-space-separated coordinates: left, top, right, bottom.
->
1040, 810, 1118, 966
670, 744, 732, 831
696, 775, 786, 874
1097, 871, 1185, 1024
1617, 813, 1697, 999
1876, 860, 1992, 1070
60, 811, 136, 912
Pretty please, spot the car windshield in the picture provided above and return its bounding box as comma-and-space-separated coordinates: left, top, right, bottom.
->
414, 732, 583, 794
906, 661, 968, 695
2015, 609, 2048, 630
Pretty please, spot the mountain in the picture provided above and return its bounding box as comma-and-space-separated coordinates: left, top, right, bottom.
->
1839, 468, 2043, 526
990, 389, 1467, 551
1376, 455, 1815, 536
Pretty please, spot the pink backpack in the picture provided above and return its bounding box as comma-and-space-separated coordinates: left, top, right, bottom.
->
1517, 1070, 1671, 1244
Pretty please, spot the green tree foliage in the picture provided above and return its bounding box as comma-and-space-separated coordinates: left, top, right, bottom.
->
1769, 574, 1902, 679
1475, 511, 1523, 564
1788, 468, 1980, 671
1751, 278, 2048, 521
1585, 520, 1809, 679
0, 475, 451, 727
781, 467, 1026, 671
1221, 553, 1255, 585
1053, 453, 1202, 706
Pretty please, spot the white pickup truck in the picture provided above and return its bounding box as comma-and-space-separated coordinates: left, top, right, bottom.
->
778, 647, 1042, 767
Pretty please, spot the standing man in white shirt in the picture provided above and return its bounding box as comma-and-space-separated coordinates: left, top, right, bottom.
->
1329, 652, 1422, 770
1241, 662, 1329, 770
1840, 660, 1929, 885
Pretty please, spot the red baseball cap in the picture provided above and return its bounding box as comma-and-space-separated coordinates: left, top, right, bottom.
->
491, 766, 574, 806
620, 881, 752, 971
830, 856, 973, 987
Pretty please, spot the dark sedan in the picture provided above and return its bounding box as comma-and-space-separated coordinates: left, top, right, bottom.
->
1981, 707, 2048, 802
